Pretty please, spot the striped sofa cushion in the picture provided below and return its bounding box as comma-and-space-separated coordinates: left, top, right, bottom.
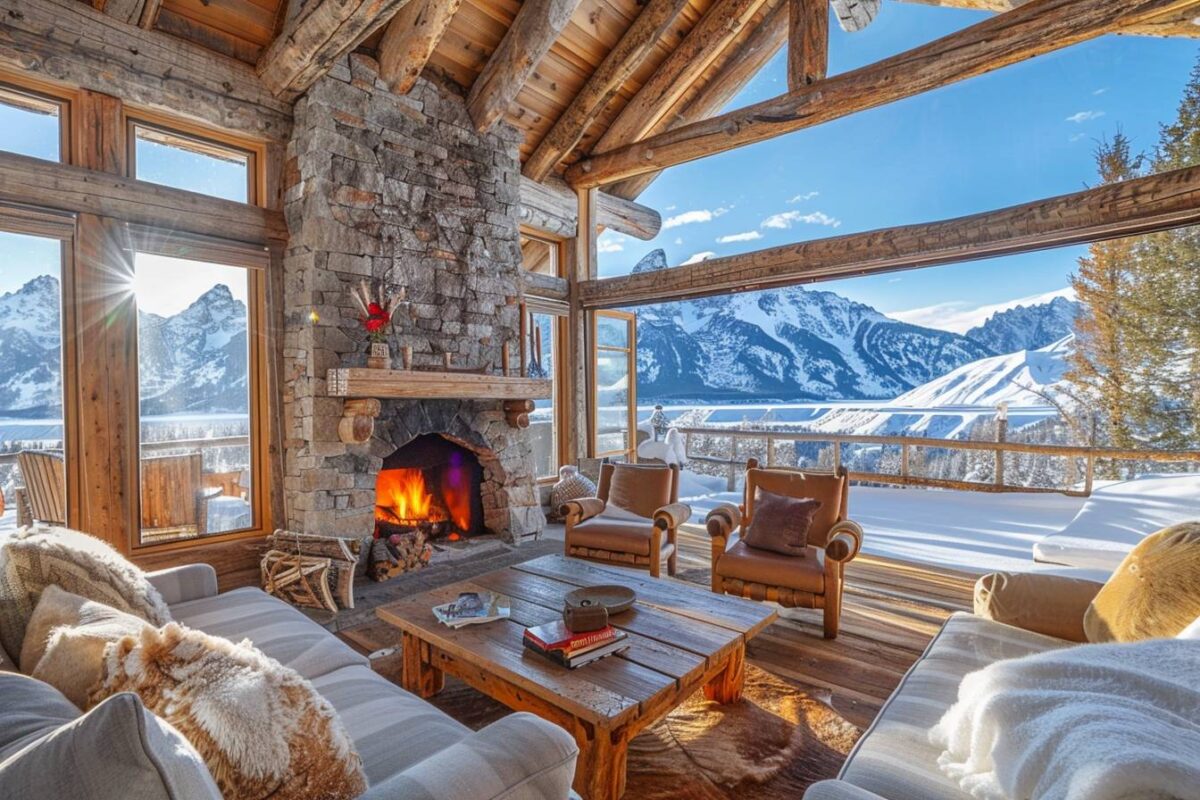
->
310, 665, 472, 787
169, 587, 368, 680
839, 612, 1069, 800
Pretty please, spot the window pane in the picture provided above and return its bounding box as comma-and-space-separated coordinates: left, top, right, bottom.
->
595, 350, 630, 455
133, 125, 251, 203
135, 252, 254, 543
596, 315, 629, 349
528, 312, 557, 479
0, 231, 66, 530
521, 236, 557, 275
0, 88, 61, 162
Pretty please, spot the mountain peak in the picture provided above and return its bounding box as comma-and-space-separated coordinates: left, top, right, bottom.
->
966, 296, 1080, 355
632, 249, 668, 274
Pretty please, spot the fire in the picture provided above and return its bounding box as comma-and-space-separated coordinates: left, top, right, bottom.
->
375, 468, 434, 526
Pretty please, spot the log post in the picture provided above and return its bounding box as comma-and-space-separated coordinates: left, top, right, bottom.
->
788, 0, 829, 91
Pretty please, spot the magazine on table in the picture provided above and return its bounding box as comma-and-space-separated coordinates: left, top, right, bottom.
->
432, 591, 511, 628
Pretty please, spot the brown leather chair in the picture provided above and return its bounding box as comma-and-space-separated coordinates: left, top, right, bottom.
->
561, 463, 691, 578
706, 459, 863, 639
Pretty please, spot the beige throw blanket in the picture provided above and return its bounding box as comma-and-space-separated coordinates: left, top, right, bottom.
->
930, 639, 1200, 800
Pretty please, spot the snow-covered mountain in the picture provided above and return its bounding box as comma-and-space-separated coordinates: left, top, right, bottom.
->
632, 250, 993, 402
965, 296, 1079, 355
0, 276, 248, 418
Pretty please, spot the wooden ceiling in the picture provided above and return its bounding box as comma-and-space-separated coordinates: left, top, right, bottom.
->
85, 0, 1200, 194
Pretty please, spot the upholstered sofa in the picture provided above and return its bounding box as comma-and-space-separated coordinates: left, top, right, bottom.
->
0, 562, 579, 800
802, 570, 1108, 800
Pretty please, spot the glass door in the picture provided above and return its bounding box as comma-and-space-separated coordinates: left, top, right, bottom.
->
592, 310, 637, 462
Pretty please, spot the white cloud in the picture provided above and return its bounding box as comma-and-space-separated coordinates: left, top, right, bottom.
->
673, 237, 683, 246
681, 251, 717, 265
1093, 87, 1108, 96
1066, 110, 1105, 124
663, 207, 730, 229
597, 238, 624, 254
716, 231, 763, 244
1069, 132, 1088, 143
886, 287, 1077, 334
761, 210, 842, 230
788, 191, 819, 203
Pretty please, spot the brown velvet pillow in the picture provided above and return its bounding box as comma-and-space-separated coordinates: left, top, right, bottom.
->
743, 489, 822, 557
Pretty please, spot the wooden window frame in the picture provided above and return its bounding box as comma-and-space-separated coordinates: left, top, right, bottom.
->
591, 309, 638, 463
123, 109, 266, 208
0, 204, 81, 525
126, 226, 272, 553
524, 298, 568, 483
0, 75, 73, 164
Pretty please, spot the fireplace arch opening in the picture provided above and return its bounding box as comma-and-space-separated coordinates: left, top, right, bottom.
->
374, 434, 484, 541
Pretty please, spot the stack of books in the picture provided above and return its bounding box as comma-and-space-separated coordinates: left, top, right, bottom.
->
522, 620, 629, 669
431, 591, 511, 629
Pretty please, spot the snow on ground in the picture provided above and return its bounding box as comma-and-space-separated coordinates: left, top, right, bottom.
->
679, 475, 1085, 574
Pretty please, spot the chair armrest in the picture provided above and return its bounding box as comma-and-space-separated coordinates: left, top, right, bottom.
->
974, 571, 1104, 643
654, 502, 691, 531
802, 781, 889, 800
560, 497, 605, 524
825, 520, 863, 563
359, 712, 578, 800
146, 563, 219, 605
705, 503, 742, 539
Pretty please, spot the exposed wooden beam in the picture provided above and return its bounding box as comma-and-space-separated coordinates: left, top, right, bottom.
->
0, 0, 291, 139
591, 0, 770, 157
896, 0, 1200, 38
608, 1, 788, 200
0, 151, 289, 245
830, 0, 880, 32
97, 0, 147, 25
578, 162, 1200, 308
567, 0, 1198, 189
257, 0, 415, 100
788, 0, 829, 91
519, 176, 662, 240
138, 0, 163, 29
466, 0, 584, 133
522, 0, 691, 182
378, 0, 462, 94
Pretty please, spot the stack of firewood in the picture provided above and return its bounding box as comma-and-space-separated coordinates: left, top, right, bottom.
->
366, 528, 433, 582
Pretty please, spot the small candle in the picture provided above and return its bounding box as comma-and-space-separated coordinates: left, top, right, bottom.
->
501, 342, 511, 375
402, 346, 412, 370
443, 352, 453, 369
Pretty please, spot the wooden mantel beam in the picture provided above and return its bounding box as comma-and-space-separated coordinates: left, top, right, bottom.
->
467, 0, 583, 133
258, 0, 415, 99
522, 0, 691, 182
567, 0, 1199, 189
378, 0, 462, 94
578, 162, 1200, 308
788, 0, 829, 91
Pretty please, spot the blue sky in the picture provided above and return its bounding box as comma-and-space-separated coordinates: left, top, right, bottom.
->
597, 4, 1199, 332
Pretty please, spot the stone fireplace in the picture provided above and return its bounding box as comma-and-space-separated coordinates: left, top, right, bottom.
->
280, 54, 546, 548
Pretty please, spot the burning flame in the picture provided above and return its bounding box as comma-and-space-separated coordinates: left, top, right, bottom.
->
376, 469, 434, 526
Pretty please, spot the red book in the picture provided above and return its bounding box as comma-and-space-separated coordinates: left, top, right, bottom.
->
523, 620, 616, 655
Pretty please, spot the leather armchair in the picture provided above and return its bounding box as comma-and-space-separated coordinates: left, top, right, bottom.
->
706, 459, 863, 639
562, 463, 690, 578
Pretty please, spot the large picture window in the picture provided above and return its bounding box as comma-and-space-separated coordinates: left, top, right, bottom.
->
128, 118, 259, 204
132, 233, 267, 546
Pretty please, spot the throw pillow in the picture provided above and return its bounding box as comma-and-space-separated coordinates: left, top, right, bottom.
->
0, 672, 221, 800
743, 489, 822, 557
1084, 521, 1200, 643
0, 526, 171, 658
93, 623, 367, 800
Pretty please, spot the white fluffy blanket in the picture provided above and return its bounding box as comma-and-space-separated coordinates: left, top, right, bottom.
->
929, 639, 1200, 800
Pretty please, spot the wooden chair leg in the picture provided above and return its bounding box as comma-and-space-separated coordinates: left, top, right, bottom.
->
649, 528, 662, 578
667, 527, 677, 576
823, 574, 842, 639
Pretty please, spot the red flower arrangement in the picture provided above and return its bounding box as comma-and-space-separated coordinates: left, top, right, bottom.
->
351, 281, 406, 343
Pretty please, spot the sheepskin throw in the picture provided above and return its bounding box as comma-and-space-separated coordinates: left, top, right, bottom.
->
1085, 521, 1200, 643
0, 526, 171, 658
92, 623, 367, 800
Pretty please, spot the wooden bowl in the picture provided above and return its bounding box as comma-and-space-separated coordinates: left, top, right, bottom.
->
565, 585, 636, 615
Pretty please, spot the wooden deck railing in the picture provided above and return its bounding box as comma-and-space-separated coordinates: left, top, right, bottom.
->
0, 435, 251, 467
673, 427, 1200, 497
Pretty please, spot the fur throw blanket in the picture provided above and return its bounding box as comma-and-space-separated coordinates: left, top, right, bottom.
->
0, 526, 171, 658
92, 623, 366, 800
929, 638, 1200, 800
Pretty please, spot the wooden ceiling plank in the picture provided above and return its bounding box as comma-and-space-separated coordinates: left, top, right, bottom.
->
466, 0, 585, 132
522, 0, 692, 181
579, 161, 1200, 308
567, 0, 1200, 189
591, 0, 769, 155
257, 0, 416, 99
896, 0, 1200, 38
102, 0, 148, 25
378, 0, 463, 93
139, 0, 164, 29
788, 0, 829, 90
608, 0, 787, 199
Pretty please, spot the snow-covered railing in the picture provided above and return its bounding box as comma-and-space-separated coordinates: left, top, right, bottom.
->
672, 427, 1200, 497
0, 435, 250, 466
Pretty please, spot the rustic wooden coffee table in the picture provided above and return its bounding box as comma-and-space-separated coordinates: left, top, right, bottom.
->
376, 554, 776, 800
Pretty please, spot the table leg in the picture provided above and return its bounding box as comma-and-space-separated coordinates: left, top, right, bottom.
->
573, 726, 629, 800
401, 632, 444, 698
703, 645, 745, 704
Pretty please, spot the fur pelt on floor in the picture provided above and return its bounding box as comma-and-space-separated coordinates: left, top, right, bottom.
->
93, 623, 366, 800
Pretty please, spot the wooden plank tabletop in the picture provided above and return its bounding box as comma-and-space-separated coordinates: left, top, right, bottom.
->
374, 554, 777, 728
